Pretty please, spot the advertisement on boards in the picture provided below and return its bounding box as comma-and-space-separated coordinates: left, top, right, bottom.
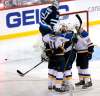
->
0, 0, 100, 39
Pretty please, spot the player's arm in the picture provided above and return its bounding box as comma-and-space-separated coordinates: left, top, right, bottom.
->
80, 30, 94, 60
41, 7, 52, 23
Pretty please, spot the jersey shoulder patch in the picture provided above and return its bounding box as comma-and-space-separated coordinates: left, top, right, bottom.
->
80, 30, 89, 38
64, 32, 73, 40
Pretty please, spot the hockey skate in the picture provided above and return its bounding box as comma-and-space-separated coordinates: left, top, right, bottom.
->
48, 85, 56, 90
48, 86, 53, 90
62, 83, 70, 91
54, 86, 66, 92
75, 80, 85, 86
82, 81, 92, 89
62, 80, 75, 92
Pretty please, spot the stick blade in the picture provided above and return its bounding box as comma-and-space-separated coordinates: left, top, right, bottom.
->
17, 70, 24, 76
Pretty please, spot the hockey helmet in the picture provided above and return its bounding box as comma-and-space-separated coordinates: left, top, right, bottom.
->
52, 0, 59, 9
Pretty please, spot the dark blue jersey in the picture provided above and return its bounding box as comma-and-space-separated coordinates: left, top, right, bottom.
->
41, 6, 59, 29
39, 23, 53, 36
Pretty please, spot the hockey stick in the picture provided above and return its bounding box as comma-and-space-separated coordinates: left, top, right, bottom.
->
17, 60, 44, 77
75, 14, 82, 32
65, 14, 82, 70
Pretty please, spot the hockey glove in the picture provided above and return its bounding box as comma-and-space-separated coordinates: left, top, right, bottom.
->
45, 49, 53, 57
41, 50, 48, 62
88, 45, 94, 60
88, 52, 92, 60
88, 45, 94, 53
72, 33, 78, 43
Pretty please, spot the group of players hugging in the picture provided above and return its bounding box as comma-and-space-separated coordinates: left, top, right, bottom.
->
39, 0, 94, 93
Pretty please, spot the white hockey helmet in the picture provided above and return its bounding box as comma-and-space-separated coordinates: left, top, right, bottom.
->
54, 22, 68, 34
52, 0, 59, 9
59, 22, 68, 33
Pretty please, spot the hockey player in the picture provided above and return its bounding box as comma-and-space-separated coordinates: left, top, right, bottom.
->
42, 22, 72, 92
39, 0, 60, 61
53, 36, 66, 92
44, 23, 76, 92
39, 0, 60, 91
39, 0, 60, 36
42, 29, 65, 92
39, 0, 60, 62
43, 22, 77, 92
74, 26, 94, 89
58, 23, 77, 91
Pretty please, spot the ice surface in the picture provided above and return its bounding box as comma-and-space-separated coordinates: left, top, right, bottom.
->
0, 26, 100, 96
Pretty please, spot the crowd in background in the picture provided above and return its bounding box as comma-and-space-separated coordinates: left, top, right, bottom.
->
0, 0, 70, 9
0, 0, 49, 8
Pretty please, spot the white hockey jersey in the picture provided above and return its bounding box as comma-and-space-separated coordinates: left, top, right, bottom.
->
75, 30, 93, 53
42, 33, 67, 49
42, 31, 74, 55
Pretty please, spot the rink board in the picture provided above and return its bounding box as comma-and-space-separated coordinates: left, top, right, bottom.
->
0, 0, 100, 40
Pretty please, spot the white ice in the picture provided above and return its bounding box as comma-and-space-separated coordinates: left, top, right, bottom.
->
0, 25, 100, 96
